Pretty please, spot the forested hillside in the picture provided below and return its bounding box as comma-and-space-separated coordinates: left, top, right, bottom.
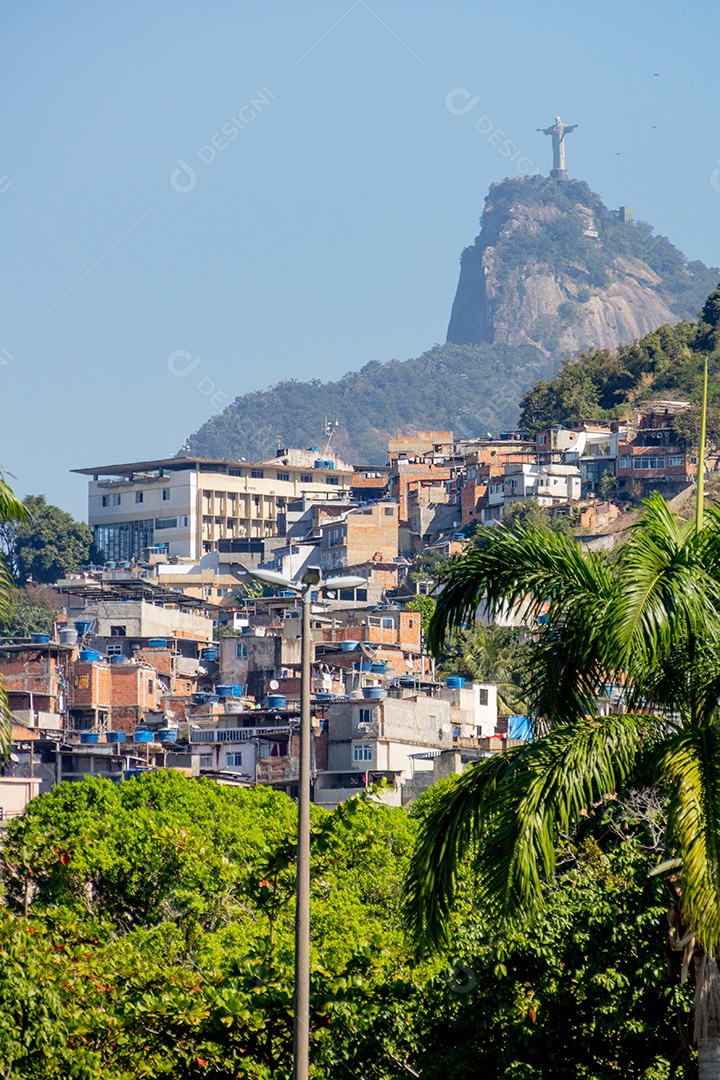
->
519, 286, 720, 439
183, 342, 551, 464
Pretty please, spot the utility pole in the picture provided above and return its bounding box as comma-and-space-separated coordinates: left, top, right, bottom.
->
238, 565, 366, 1080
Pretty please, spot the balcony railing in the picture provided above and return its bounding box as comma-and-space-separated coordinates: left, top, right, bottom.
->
190, 725, 292, 744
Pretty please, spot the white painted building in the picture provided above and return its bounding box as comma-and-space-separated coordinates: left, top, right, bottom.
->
503, 463, 581, 507
74, 452, 354, 562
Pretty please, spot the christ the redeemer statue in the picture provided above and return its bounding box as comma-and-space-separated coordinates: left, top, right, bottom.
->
537, 116, 577, 180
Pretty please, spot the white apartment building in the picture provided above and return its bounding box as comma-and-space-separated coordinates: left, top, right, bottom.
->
74, 451, 354, 562
503, 463, 581, 507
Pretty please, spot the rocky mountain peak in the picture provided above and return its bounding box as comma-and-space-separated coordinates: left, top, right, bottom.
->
446, 176, 717, 357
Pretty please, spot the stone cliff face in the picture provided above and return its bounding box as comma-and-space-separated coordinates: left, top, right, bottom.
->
447, 177, 716, 357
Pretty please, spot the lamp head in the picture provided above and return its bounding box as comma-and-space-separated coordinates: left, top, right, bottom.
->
301, 566, 321, 587
235, 568, 297, 591
324, 574, 368, 591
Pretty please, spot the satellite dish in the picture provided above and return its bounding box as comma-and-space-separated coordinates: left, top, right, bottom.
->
442, 723, 451, 734
9, 753, 20, 763
269, 679, 280, 690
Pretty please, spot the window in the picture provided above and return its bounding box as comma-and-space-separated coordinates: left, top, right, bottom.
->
326, 476, 339, 485
112, 494, 121, 506
154, 517, 178, 530
229, 468, 243, 476
300, 473, 313, 483
277, 471, 290, 482
162, 488, 170, 501
619, 456, 631, 469
74, 674, 90, 689
101, 495, 110, 507
669, 455, 684, 467
135, 491, 144, 503
538, 434, 547, 445
429, 714, 436, 730
381, 616, 394, 628
148, 680, 154, 693
353, 744, 373, 761
358, 708, 373, 724
226, 751, 243, 767
253, 495, 261, 507
110, 625, 126, 637
235, 641, 248, 659
92, 518, 155, 562
633, 457, 665, 470
199, 754, 213, 769
384, 506, 394, 516
251, 469, 264, 479
478, 688, 489, 706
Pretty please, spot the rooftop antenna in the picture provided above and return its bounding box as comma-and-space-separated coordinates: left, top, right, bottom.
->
323, 417, 339, 455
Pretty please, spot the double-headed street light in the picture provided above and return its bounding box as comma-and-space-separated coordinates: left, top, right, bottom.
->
235, 565, 367, 1080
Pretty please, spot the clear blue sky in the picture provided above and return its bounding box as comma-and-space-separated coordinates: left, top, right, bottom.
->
2, 0, 718, 518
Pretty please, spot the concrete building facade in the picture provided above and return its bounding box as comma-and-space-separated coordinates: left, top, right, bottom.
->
75, 453, 354, 561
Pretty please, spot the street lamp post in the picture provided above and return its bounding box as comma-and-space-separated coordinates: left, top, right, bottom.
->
235, 565, 367, 1080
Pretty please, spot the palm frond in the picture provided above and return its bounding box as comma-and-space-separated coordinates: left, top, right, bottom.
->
428, 524, 611, 652
0, 474, 26, 756
428, 524, 618, 722
659, 725, 720, 951
405, 714, 654, 951
616, 494, 720, 679
0, 474, 26, 525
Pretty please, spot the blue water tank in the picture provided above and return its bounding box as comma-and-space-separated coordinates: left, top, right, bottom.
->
74, 620, 93, 635
340, 641, 359, 652
267, 695, 287, 709
446, 676, 465, 690
31, 633, 51, 644
232, 684, 243, 697
134, 730, 153, 743
79, 649, 100, 662
192, 692, 206, 704
201, 647, 218, 662
362, 686, 386, 700
106, 731, 127, 743
110, 655, 126, 665
205, 693, 220, 703
216, 685, 234, 698
370, 662, 387, 674
157, 729, 178, 743
147, 638, 167, 648
80, 732, 100, 744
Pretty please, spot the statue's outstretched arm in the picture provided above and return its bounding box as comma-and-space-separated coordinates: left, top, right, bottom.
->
537, 126, 553, 135
565, 125, 578, 133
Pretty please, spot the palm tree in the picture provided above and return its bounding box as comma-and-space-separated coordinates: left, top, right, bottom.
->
0, 473, 27, 755
405, 494, 720, 1075
439, 623, 530, 715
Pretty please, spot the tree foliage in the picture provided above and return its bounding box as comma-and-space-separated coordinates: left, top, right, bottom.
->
1, 584, 63, 638
0, 770, 697, 1078
0, 494, 94, 584
519, 286, 720, 437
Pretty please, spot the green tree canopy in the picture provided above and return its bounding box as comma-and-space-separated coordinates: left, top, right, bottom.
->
1, 584, 63, 638
0, 494, 93, 584
0, 770, 697, 1078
